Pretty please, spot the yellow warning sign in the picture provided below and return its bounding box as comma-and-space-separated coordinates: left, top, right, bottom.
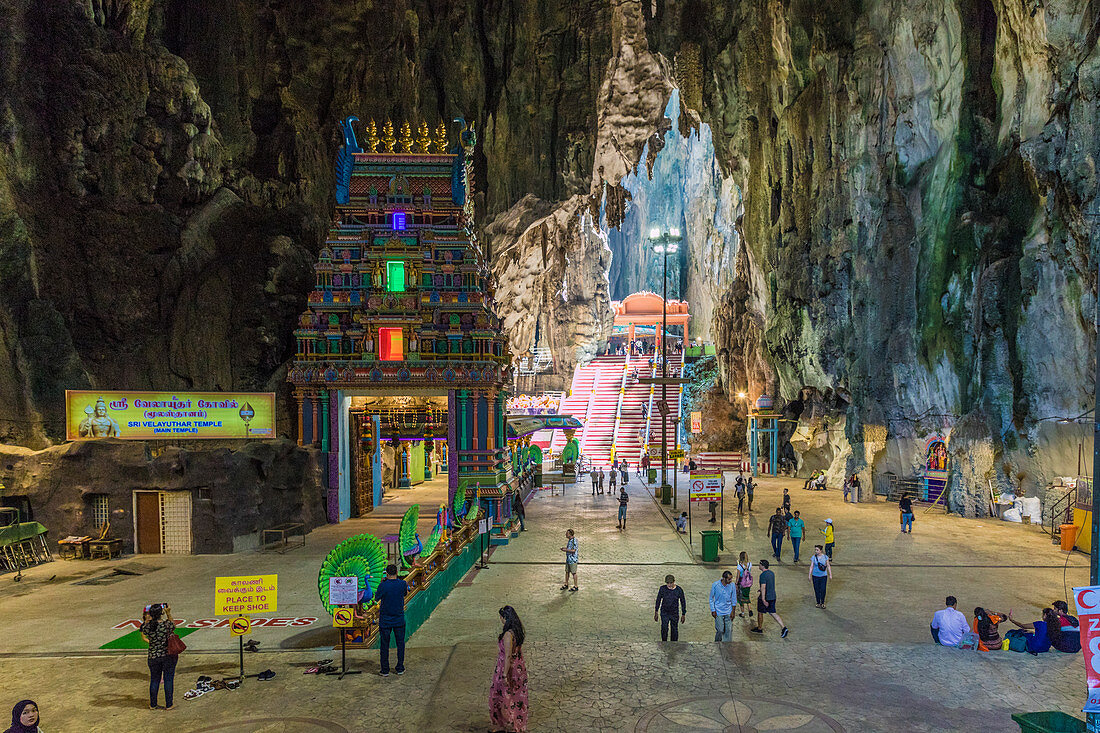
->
214, 574, 277, 615
332, 607, 355, 628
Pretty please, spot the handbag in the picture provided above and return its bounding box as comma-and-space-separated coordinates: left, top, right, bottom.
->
167, 631, 187, 656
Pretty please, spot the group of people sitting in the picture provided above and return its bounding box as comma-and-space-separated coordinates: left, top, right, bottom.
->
931, 596, 1081, 654
803, 470, 826, 490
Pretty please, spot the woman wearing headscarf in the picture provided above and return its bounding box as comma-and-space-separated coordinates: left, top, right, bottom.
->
6, 700, 42, 733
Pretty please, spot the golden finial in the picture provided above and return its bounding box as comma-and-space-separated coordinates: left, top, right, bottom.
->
417, 121, 431, 153
399, 121, 413, 153
366, 119, 379, 153
382, 120, 396, 154
433, 121, 448, 154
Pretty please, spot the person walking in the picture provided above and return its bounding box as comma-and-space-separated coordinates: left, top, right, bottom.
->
598, 467, 605, 495
6, 701, 41, 733
654, 574, 687, 641
608, 464, 618, 494
787, 510, 805, 563
140, 603, 178, 709
376, 563, 410, 676
821, 519, 835, 559
746, 476, 755, 512
808, 545, 833, 608
735, 479, 746, 515
751, 559, 788, 637
488, 605, 529, 733
591, 467, 598, 496
767, 508, 788, 561
512, 490, 526, 532
709, 570, 737, 641
620, 461, 629, 486
736, 551, 754, 619
899, 493, 914, 534
560, 529, 578, 591
781, 488, 791, 513
617, 488, 629, 530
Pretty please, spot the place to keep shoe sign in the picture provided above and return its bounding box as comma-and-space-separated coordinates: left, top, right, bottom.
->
215, 575, 278, 615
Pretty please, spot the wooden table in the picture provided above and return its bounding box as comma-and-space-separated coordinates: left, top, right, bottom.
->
382, 534, 401, 567
261, 523, 306, 553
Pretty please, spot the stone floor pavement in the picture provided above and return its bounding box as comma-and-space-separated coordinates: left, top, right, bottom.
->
0, 473, 1092, 731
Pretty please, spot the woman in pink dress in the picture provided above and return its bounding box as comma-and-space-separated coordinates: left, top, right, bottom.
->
489, 605, 529, 733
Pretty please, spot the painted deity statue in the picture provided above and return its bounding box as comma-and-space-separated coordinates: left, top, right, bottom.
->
79, 398, 121, 438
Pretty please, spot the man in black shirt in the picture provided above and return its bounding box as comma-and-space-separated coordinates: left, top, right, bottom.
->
768, 508, 788, 561
654, 574, 687, 641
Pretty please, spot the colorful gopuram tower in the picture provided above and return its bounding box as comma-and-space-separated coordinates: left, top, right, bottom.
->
288, 116, 513, 524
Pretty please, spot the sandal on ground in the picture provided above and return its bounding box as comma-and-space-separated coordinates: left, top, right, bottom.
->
304, 666, 319, 674
183, 689, 206, 701
570, 586, 578, 591
560, 585, 569, 590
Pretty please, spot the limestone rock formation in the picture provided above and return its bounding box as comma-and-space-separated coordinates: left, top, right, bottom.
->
0, 0, 1096, 518
0, 438, 324, 553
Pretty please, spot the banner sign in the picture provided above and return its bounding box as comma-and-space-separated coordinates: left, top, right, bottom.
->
1074, 586, 1100, 711
691, 411, 702, 433
215, 575, 278, 615
65, 390, 275, 440
689, 473, 722, 502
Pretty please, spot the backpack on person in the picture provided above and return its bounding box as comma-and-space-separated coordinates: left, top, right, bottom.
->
739, 565, 753, 587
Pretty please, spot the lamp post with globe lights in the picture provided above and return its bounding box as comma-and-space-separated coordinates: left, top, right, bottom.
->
647, 226, 683, 504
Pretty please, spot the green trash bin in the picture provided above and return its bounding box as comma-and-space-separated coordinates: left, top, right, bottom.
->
699, 530, 724, 562
647, 468, 658, 484
660, 483, 672, 505
1011, 712, 1086, 733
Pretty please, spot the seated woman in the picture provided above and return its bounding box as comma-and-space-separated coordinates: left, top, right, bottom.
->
1006, 608, 1060, 654
973, 607, 1006, 651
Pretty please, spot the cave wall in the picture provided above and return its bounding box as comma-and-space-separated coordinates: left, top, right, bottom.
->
644, 0, 1099, 510
0, 438, 325, 553
0, 0, 620, 446
607, 91, 741, 344
1, 0, 1097, 516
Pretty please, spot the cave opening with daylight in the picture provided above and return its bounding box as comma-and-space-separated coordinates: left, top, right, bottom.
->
605, 90, 740, 343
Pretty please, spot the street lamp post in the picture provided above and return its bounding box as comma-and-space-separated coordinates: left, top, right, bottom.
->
648, 226, 682, 506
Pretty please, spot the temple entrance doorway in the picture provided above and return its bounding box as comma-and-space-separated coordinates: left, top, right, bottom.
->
344, 393, 449, 518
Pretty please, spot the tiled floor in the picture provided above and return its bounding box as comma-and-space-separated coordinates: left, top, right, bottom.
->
0, 474, 1091, 732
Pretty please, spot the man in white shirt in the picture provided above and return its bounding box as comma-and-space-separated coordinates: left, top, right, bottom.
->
931, 595, 970, 646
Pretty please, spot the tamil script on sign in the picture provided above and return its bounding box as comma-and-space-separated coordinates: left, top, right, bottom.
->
688, 473, 722, 502
215, 575, 278, 615
65, 390, 275, 440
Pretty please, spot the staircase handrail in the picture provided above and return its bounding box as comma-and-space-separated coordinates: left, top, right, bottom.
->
1048, 484, 1079, 540
579, 370, 600, 456
675, 350, 686, 453
609, 354, 630, 463
642, 357, 657, 462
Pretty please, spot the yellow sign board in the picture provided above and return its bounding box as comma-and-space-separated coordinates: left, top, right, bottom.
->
230, 616, 252, 636
65, 390, 276, 441
670, 449, 686, 459
215, 575, 278, 615
332, 607, 355, 628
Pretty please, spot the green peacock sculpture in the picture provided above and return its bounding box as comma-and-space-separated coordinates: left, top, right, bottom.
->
399, 504, 421, 567
421, 524, 443, 556
452, 484, 467, 523
317, 533, 388, 616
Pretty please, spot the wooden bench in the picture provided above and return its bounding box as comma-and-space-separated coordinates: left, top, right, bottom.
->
261, 523, 306, 553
